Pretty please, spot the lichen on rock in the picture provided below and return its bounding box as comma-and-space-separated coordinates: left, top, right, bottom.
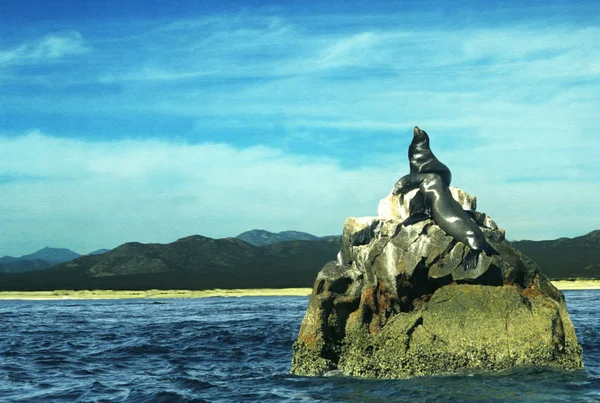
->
290, 187, 583, 378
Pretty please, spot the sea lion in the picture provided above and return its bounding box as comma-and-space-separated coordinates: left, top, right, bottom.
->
393, 172, 498, 270
409, 126, 452, 187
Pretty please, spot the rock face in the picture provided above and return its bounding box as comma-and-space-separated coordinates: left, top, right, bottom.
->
291, 188, 583, 378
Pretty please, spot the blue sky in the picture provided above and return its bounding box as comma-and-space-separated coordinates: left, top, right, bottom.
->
1, 0, 599, 256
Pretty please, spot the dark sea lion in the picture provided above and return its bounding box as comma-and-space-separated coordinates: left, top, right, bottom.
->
409, 126, 452, 187
393, 172, 499, 270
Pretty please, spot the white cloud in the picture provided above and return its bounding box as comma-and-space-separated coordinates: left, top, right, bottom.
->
1, 126, 599, 257
0, 32, 89, 66
0, 132, 398, 256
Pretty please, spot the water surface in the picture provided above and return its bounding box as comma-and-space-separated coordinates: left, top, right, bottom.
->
0, 290, 598, 402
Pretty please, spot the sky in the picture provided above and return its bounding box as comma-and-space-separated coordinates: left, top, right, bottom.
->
1, 0, 599, 256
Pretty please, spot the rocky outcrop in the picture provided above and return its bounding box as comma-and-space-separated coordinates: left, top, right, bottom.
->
291, 188, 583, 378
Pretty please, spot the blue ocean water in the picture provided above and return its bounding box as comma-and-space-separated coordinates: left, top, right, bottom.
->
0, 290, 598, 402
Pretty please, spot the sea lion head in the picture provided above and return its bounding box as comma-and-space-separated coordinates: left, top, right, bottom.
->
413, 126, 429, 146
408, 126, 452, 186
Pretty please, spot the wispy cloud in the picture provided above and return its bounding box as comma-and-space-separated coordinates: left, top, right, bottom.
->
99, 67, 220, 83
0, 31, 89, 66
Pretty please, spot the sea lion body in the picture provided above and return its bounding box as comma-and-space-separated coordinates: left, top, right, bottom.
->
394, 172, 498, 268
409, 126, 452, 187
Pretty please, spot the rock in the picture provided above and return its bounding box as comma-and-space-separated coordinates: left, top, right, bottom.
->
335, 284, 580, 378
449, 186, 477, 211
484, 215, 498, 230
290, 187, 583, 378
377, 189, 422, 221
339, 217, 378, 265
378, 186, 477, 221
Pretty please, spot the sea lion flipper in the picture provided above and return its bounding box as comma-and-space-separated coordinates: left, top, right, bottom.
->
483, 243, 500, 256
393, 173, 420, 195
401, 213, 429, 227
463, 250, 480, 271
464, 210, 477, 221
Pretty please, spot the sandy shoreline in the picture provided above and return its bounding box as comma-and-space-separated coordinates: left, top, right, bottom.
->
550, 280, 600, 290
0, 281, 598, 300
0, 288, 314, 300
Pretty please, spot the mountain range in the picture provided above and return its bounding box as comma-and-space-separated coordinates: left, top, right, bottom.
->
0, 247, 109, 274
0, 229, 598, 291
0, 230, 329, 274
511, 230, 600, 280
0, 235, 340, 291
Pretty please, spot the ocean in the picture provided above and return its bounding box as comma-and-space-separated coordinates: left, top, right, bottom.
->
0, 290, 598, 402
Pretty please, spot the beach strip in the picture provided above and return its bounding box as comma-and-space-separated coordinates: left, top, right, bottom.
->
0, 281, 599, 300
0, 288, 314, 300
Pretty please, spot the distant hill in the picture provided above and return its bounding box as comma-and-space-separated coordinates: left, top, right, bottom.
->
0, 259, 53, 274
0, 247, 81, 274
0, 236, 341, 291
511, 230, 600, 280
236, 229, 337, 246
0, 256, 17, 264
88, 249, 111, 256
1, 247, 80, 264
25, 247, 80, 263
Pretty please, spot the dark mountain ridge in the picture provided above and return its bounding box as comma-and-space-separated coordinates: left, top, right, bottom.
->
0, 236, 341, 291
0, 247, 81, 274
0, 259, 54, 274
19, 247, 81, 264
511, 230, 600, 279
